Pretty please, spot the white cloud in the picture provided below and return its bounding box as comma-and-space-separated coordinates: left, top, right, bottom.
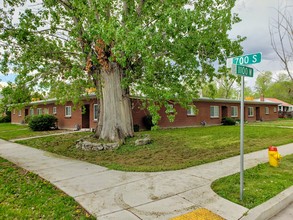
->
229, 0, 293, 88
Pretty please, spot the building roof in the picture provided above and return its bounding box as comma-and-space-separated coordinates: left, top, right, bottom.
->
254, 98, 292, 107
24, 95, 281, 106
198, 97, 280, 105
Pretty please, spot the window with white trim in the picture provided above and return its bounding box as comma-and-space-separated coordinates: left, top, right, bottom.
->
65, 106, 72, 117
30, 108, 34, 115
265, 107, 269, 115
93, 104, 99, 121
274, 107, 277, 113
37, 108, 42, 115
210, 106, 219, 118
231, 106, 238, 117
18, 110, 22, 116
52, 107, 57, 114
248, 107, 254, 117
187, 105, 196, 116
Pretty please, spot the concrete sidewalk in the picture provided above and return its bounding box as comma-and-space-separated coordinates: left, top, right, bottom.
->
0, 139, 292, 220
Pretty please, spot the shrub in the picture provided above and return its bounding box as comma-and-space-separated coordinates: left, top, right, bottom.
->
24, 115, 32, 124
142, 115, 154, 130
28, 114, 58, 131
0, 111, 11, 123
221, 117, 236, 126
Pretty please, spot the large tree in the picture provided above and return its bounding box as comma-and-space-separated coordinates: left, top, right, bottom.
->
0, 0, 243, 142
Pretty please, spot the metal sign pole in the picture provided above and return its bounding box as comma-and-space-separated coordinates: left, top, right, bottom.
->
240, 76, 244, 200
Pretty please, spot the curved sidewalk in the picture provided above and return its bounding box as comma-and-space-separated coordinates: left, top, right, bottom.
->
0, 139, 292, 220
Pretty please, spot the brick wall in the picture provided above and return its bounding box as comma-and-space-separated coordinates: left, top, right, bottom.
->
11, 98, 279, 130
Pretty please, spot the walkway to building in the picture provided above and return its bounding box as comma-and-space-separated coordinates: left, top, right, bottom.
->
0, 139, 292, 220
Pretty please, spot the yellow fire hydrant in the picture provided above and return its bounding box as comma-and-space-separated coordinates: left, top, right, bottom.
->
268, 146, 281, 167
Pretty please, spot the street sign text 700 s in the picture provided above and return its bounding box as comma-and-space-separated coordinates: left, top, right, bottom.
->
232, 52, 262, 65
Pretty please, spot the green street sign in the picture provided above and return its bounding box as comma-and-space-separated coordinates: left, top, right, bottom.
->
232, 52, 262, 65
232, 65, 254, 77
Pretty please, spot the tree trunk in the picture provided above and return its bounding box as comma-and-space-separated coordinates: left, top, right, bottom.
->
95, 62, 134, 143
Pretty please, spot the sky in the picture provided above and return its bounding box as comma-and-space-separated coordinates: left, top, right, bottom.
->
230, 0, 293, 87
0, 0, 292, 89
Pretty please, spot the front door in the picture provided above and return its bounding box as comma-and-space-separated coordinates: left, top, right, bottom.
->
82, 104, 90, 128
221, 106, 228, 118
256, 107, 261, 121
25, 108, 29, 116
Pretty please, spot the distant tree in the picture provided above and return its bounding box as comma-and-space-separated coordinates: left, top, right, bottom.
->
0, 79, 32, 114
201, 82, 217, 98
215, 73, 239, 99
269, 4, 293, 81
244, 85, 255, 99
255, 71, 273, 97
0, 0, 243, 142
266, 73, 293, 103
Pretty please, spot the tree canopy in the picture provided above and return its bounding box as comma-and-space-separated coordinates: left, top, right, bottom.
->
0, 79, 32, 113
1, 0, 244, 141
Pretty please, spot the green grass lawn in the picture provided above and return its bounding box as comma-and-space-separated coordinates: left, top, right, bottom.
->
0, 157, 95, 219
16, 123, 293, 172
0, 123, 68, 140
212, 154, 293, 209
247, 118, 293, 127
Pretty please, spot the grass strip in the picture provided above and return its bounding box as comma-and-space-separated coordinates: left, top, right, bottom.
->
0, 123, 68, 140
17, 124, 293, 172
211, 154, 293, 209
0, 157, 95, 219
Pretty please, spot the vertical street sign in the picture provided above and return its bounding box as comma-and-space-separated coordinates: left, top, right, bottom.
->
227, 52, 261, 201
240, 76, 244, 201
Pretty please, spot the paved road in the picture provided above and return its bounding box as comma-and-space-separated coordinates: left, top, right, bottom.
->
270, 202, 293, 220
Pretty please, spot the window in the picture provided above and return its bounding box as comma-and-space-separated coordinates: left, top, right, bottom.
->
37, 108, 42, 115
187, 105, 196, 116
30, 108, 34, 115
231, 106, 238, 117
93, 104, 99, 120
248, 107, 254, 117
13, 109, 16, 114
210, 106, 219, 118
65, 106, 72, 117
18, 110, 22, 116
265, 107, 269, 115
274, 107, 277, 113
52, 107, 57, 114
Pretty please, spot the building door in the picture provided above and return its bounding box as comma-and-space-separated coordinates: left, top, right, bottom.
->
82, 104, 90, 128
221, 106, 228, 118
256, 107, 261, 121
25, 109, 29, 116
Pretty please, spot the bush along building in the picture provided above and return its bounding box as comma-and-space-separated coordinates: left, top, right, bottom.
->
11, 95, 280, 131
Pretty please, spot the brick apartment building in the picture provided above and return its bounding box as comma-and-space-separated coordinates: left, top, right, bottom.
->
11, 95, 280, 130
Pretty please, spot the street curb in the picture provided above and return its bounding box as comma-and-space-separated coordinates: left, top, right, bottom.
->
240, 186, 293, 220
